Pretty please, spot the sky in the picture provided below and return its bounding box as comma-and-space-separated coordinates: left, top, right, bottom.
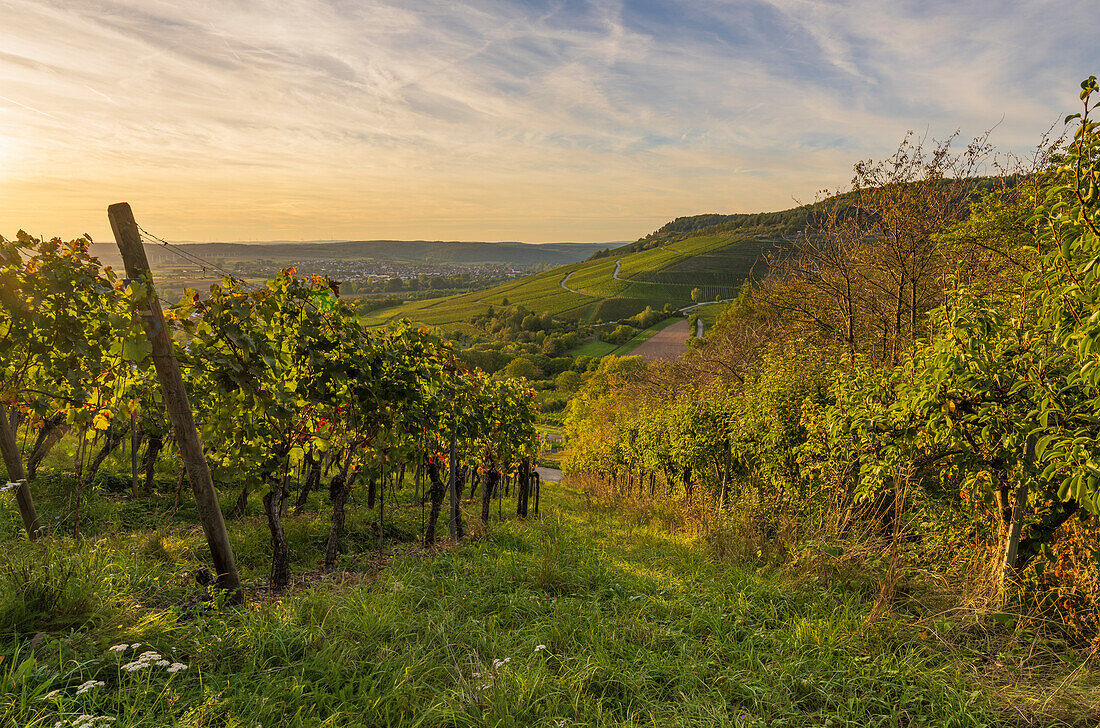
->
1, 1, 1097, 244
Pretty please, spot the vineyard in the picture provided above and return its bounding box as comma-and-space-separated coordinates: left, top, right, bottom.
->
362, 232, 772, 331
8, 0, 1100, 722
3, 75, 1100, 728
0, 206, 545, 600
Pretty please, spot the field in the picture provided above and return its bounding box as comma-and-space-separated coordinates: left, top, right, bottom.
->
4, 467, 1088, 727
567, 316, 683, 358
362, 233, 773, 330
628, 319, 693, 361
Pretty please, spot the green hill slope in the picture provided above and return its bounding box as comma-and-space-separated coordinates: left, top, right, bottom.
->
363, 232, 779, 328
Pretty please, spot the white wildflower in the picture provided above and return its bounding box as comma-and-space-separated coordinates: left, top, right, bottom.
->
107, 644, 129, 653
129, 643, 141, 649
121, 651, 162, 672
155, 660, 170, 667
67, 718, 115, 728
0, 480, 21, 493
491, 657, 512, 669
534, 644, 547, 653
75, 680, 106, 695
42, 689, 61, 700
166, 663, 188, 673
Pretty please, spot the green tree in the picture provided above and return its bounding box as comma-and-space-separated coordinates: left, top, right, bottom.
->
555, 370, 583, 393
504, 357, 538, 380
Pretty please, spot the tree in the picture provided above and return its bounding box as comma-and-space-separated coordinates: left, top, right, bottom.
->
504, 357, 538, 380
555, 370, 583, 394
767, 132, 996, 364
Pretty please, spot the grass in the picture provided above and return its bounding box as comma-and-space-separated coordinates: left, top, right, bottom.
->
2, 458, 1092, 726
567, 338, 624, 358
615, 235, 740, 281
691, 302, 729, 330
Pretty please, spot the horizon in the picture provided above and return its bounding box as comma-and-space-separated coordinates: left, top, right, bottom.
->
3, 1, 1098, 244
87, 236, 630, 247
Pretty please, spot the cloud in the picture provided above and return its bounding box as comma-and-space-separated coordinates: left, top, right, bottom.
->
0, 0, 1096, 242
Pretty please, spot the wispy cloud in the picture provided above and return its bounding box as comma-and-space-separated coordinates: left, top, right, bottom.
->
0, 0, 1096, 242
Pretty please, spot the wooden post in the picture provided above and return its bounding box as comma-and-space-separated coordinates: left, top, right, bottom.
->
1002, 433, 1038, 585
108, 203, 242, 603
0, 406, 41, 539
416, 456, 425, 535
480, 462, 495, 528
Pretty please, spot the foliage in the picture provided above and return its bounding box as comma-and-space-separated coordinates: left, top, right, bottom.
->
563, 83, 1100, 647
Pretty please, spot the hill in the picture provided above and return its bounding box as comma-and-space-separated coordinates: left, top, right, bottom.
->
363, 230, 783, 329
589, 205, 811, 259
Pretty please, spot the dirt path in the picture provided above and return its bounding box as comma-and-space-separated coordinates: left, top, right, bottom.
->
631, 319, 691, 361
536, 466, 563, 482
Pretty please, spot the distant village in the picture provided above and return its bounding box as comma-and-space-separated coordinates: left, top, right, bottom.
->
151, 256, 536, 299
237, 258, 531, 292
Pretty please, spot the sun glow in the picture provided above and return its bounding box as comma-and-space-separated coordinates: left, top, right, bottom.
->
0, 1, 1092, 243
0, 134, 17, 170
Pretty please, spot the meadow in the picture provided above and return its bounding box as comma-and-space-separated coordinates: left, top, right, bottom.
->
5, 468, 1088, 727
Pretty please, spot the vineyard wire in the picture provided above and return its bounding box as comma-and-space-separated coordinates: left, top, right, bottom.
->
124, 224, 500, 492
135, 227, 351, 331
137, 226, 262, 293
132, 226, 379, 469
134, 225, 435, 364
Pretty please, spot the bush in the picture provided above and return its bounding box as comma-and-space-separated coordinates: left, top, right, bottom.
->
541, 398, 566, 413
555, 370, 583, 394
503, 357, 539, 380
625, 306, 665, 330
599, 325, 635, 345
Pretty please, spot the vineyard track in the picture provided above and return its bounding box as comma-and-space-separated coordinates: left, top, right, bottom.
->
536, 466, 563, 482
630, 318, 691, 361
